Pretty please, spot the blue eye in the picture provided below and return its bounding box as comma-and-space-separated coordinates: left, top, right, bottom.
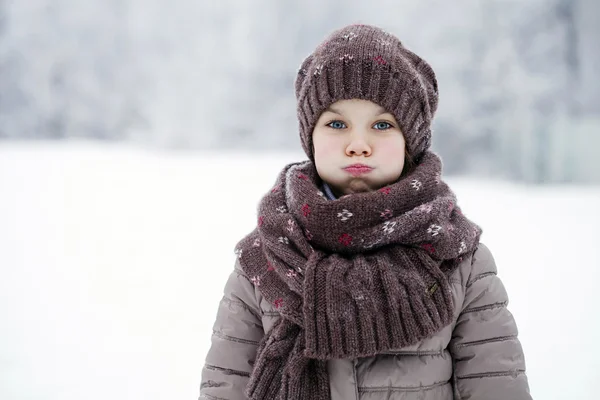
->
374, 122, 392, 130
327, 120, 346, 129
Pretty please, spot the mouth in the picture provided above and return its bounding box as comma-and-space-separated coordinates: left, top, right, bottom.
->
343, 164, 374, 176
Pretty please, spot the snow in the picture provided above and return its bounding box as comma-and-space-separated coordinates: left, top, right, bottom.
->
0, 142, 599, 400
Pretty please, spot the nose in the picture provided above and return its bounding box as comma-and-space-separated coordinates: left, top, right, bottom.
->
345, 131, 372, 157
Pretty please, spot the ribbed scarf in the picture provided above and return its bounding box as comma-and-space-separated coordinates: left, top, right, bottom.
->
235, 151, 482, 400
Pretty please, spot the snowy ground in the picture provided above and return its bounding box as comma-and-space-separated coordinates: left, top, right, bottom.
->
0, 142, 599, 400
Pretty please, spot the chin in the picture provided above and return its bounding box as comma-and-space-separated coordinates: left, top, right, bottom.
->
344, 179, 374, 194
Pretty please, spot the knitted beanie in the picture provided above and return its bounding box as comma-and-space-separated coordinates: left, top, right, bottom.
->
295, 24, 439, 163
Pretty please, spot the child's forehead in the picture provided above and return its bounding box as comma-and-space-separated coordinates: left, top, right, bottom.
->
325, 99, 389, 114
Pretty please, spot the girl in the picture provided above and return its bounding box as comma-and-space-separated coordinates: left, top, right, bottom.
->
199, 24, 531, 400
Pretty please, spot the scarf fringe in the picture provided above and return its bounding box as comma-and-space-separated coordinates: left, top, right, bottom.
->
246, 319, 330, 400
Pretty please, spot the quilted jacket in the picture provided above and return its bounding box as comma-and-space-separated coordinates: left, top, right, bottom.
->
199, 243, 532, 400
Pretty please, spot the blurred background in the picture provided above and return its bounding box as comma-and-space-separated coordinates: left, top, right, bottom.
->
1, 0, 599, 183
0, 1, 599, 399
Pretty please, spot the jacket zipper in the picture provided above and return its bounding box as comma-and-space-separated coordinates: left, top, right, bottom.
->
352, 359, 360, 400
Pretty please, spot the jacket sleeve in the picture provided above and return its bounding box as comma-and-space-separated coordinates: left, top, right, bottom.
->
449, 243, 532, 400
199, 261, 264, 400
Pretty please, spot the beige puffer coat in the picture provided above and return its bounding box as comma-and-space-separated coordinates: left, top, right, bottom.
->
199, 243, 532, 400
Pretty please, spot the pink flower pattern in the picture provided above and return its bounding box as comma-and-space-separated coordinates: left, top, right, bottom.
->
302, 204, 311, 217
339, 233, 353, 246
374, 55, 387, 65
274, 298, 284, 309
380, 209, 393, 219
421, 243, 436, 254
305, 229, 313, 241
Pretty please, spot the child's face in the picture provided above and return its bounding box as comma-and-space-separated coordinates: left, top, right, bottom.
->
312, 99, 406, 196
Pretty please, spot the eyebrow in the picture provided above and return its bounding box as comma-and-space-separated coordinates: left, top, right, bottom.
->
325, 105, 344, 115
324, 105, 390, 116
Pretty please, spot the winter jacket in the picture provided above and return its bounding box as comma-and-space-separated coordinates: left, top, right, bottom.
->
199, 243, 531, 400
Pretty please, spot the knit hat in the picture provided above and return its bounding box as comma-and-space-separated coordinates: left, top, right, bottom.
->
295, 24, 439, 163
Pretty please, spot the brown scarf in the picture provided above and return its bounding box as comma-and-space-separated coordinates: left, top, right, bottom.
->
235, 151, 481, 400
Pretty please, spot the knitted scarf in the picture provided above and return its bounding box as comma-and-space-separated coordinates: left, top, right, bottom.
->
235, 151, 482, 400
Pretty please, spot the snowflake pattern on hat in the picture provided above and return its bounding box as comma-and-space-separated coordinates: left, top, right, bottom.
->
342, 32, 358, 41
339, 54, 354, 63
376, 38, 392, 47
295, 23, 439, 163
286, 269, 297, 278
